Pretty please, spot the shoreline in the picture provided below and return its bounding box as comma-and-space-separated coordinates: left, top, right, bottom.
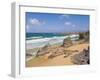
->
26, 42, 89, 67
26, 42, 63, 60
26, 34, 79, 49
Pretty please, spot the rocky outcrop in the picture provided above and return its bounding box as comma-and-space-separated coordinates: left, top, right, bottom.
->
61, 38, 73, 48
48, 47, 64, 59
71, 47, 89, 65
79, 31, 89, 42
36, 43, 50, 56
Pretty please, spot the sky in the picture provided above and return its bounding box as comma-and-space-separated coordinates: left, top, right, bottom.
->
26, 12, 89, 33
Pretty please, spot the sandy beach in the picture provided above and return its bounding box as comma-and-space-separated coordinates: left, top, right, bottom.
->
26, 42, 89, 67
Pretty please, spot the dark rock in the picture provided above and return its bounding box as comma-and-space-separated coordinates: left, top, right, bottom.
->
71, 47, 89, 65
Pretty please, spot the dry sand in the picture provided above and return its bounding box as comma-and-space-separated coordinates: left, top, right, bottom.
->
26, 43, 89, 67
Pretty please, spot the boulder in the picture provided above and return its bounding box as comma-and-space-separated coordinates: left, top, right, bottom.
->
71, 47, 89, 65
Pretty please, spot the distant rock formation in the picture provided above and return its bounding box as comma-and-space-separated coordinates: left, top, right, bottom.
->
71, 46, 89, 65
61, 37, 73, 48
79, 31, 89, 42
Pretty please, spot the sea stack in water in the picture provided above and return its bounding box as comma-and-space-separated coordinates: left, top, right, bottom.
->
62, 37, 73, 48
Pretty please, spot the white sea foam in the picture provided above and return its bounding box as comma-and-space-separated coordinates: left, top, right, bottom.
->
70, 34, 79, 38
26, 36, 67, 43
26, 35, 79, 49
26, 36, 43, 40
26, 36, 68, 49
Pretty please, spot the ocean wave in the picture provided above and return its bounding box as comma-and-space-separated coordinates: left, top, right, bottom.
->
26, 36, 68, 49
26, 36, 67, 43
26, 36, 43, 40
26, 35, 79, 49
70, 34, 79, 38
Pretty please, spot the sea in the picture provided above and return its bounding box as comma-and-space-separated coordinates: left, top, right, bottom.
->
26, 33, 79, 50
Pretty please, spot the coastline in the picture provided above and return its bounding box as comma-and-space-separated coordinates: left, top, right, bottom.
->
26, 42, 89, 67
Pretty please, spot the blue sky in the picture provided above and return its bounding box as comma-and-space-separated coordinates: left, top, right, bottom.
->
26, 12, 89, 33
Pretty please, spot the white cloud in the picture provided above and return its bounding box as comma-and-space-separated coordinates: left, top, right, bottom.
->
60, 14, 70, 19
29, 18, 45, 26
65, 22, 71, 25
64, 21, 76, 28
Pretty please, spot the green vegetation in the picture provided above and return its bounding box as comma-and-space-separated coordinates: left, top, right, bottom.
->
79, 31, 89, 41
79, 33, 85, 40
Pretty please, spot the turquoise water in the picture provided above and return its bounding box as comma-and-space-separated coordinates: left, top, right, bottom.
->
26, 33, 79, 49
26, 33, 66, 40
